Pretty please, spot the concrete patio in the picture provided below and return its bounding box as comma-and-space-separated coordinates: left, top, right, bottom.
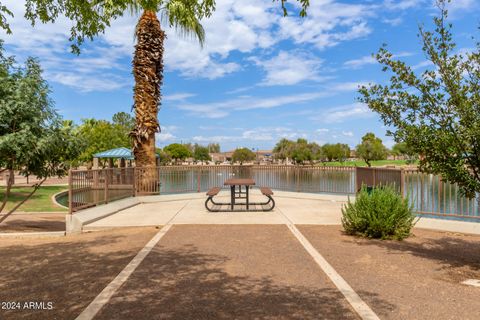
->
84, 190, 349, 229
75, 190, 480, 235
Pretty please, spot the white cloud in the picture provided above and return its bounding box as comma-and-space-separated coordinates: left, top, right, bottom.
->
383, 0, 425, 10
250, 50, 324, 86
1, 0, 384, 89
176, 80, 367, 118
192, 127, 307, 145
383, 17, 403, 26
312, 102, 374, 123
163, 93, 196, 102
344, 56, 377, 69
177, 92, 323, 118
342, 131, 354, 137
344, 52, 413, 69
278, 1, 374, 50
316, 128, 330, 133
156, 125, 179, 143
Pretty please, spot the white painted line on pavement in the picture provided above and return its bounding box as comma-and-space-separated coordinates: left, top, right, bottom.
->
278, 208, 380, 320
76, 200, 190, 320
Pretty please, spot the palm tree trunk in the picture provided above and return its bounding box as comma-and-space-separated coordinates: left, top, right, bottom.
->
132, 10, 165, 167
131, 10, 165, 193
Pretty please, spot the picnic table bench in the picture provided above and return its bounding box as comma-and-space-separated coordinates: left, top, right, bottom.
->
205, 178, 275, 212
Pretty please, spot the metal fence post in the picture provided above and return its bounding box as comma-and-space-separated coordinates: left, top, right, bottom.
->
197, 169, 201, 193
68, 169, 73, 214
400, 169, 405, 197
104, 169, 109, 204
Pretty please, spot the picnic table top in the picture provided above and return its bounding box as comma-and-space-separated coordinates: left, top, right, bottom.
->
224, 178, 256, 186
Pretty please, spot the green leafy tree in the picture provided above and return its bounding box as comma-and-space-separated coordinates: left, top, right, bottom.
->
356, 133, 387, 167
358, 1, 480, 197
290, 139, 313, 165
164, 143, 192, 163
76, 114, 132, 164
232, 148, 256, 165
155, 147, 172, 165
0, 1, 311, 172
193, 145, 211, 163
322, 143, 350, 162
0, 47, 82, 221
273, 138, 294, 163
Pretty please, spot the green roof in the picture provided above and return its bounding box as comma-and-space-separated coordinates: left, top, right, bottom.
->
93, 147, 159, 159
93, 147, 134, 159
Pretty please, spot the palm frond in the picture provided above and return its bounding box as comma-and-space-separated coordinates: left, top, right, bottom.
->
161, 0, 214, 47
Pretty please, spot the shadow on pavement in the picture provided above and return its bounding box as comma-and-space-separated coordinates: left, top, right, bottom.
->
0, 229, 157, 320
97, 244, 381, 319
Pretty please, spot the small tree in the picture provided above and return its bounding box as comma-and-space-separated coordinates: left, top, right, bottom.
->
155, 148, 171, 165
322, 143, 351, 162
232, 148, 256, 165
163, 143, 192, 163
356, 133, 387, 167
290, 139, 313, 165
76, 117, 131, 164
193, 145, 211, 163
273, 138, 294, 163
0, 48, 81, 221
358, 1, 480, 197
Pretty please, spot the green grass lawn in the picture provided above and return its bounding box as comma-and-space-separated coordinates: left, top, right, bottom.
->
318, 160, 417, 167
0, 185, 68, 212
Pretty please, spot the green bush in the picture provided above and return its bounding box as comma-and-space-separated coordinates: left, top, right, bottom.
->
341, 186, 416, 240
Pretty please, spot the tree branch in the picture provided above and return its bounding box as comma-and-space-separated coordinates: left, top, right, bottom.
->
0, 169, 14, 213
0, 177, 47, 224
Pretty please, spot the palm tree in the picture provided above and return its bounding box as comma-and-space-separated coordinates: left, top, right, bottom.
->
129, 2, 207, 169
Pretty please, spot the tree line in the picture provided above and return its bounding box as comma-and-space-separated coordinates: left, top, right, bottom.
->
272, 134, 416, 166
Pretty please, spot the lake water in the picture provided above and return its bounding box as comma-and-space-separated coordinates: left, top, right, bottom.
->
64, 167, 479, 220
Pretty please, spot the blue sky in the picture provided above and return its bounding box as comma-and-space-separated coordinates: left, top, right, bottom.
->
1, 0, 478, 151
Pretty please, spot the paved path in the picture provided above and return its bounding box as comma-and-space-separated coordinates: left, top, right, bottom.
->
93, 225, 359, 320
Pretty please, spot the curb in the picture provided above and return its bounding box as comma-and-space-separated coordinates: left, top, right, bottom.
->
52, 190, 69, 209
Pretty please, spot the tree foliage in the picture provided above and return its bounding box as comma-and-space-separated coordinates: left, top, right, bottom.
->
76, 112, 134, 163
322, 143, 350, 162
0, 45, 82, 219
358, 1, 480, 197
232, 148, 256, 165
164, 143, 192, 162
355, 133, 387, 167
193, 144, 211, 162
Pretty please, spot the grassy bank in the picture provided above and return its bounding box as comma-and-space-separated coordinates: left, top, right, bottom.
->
0, 185, 68, 212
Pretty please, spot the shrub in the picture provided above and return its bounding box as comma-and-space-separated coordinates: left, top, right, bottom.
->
341, 186, 416, 240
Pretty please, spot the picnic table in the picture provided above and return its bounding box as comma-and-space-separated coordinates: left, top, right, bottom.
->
205, 178, 275, 212
224, 178, 255, 210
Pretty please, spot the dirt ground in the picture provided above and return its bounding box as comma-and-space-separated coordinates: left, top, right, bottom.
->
0, 224, 479, 319
298, 225, 480, 320
0, 213, 66, 233
95, 225, 360, 320
0, 227, 158, 320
